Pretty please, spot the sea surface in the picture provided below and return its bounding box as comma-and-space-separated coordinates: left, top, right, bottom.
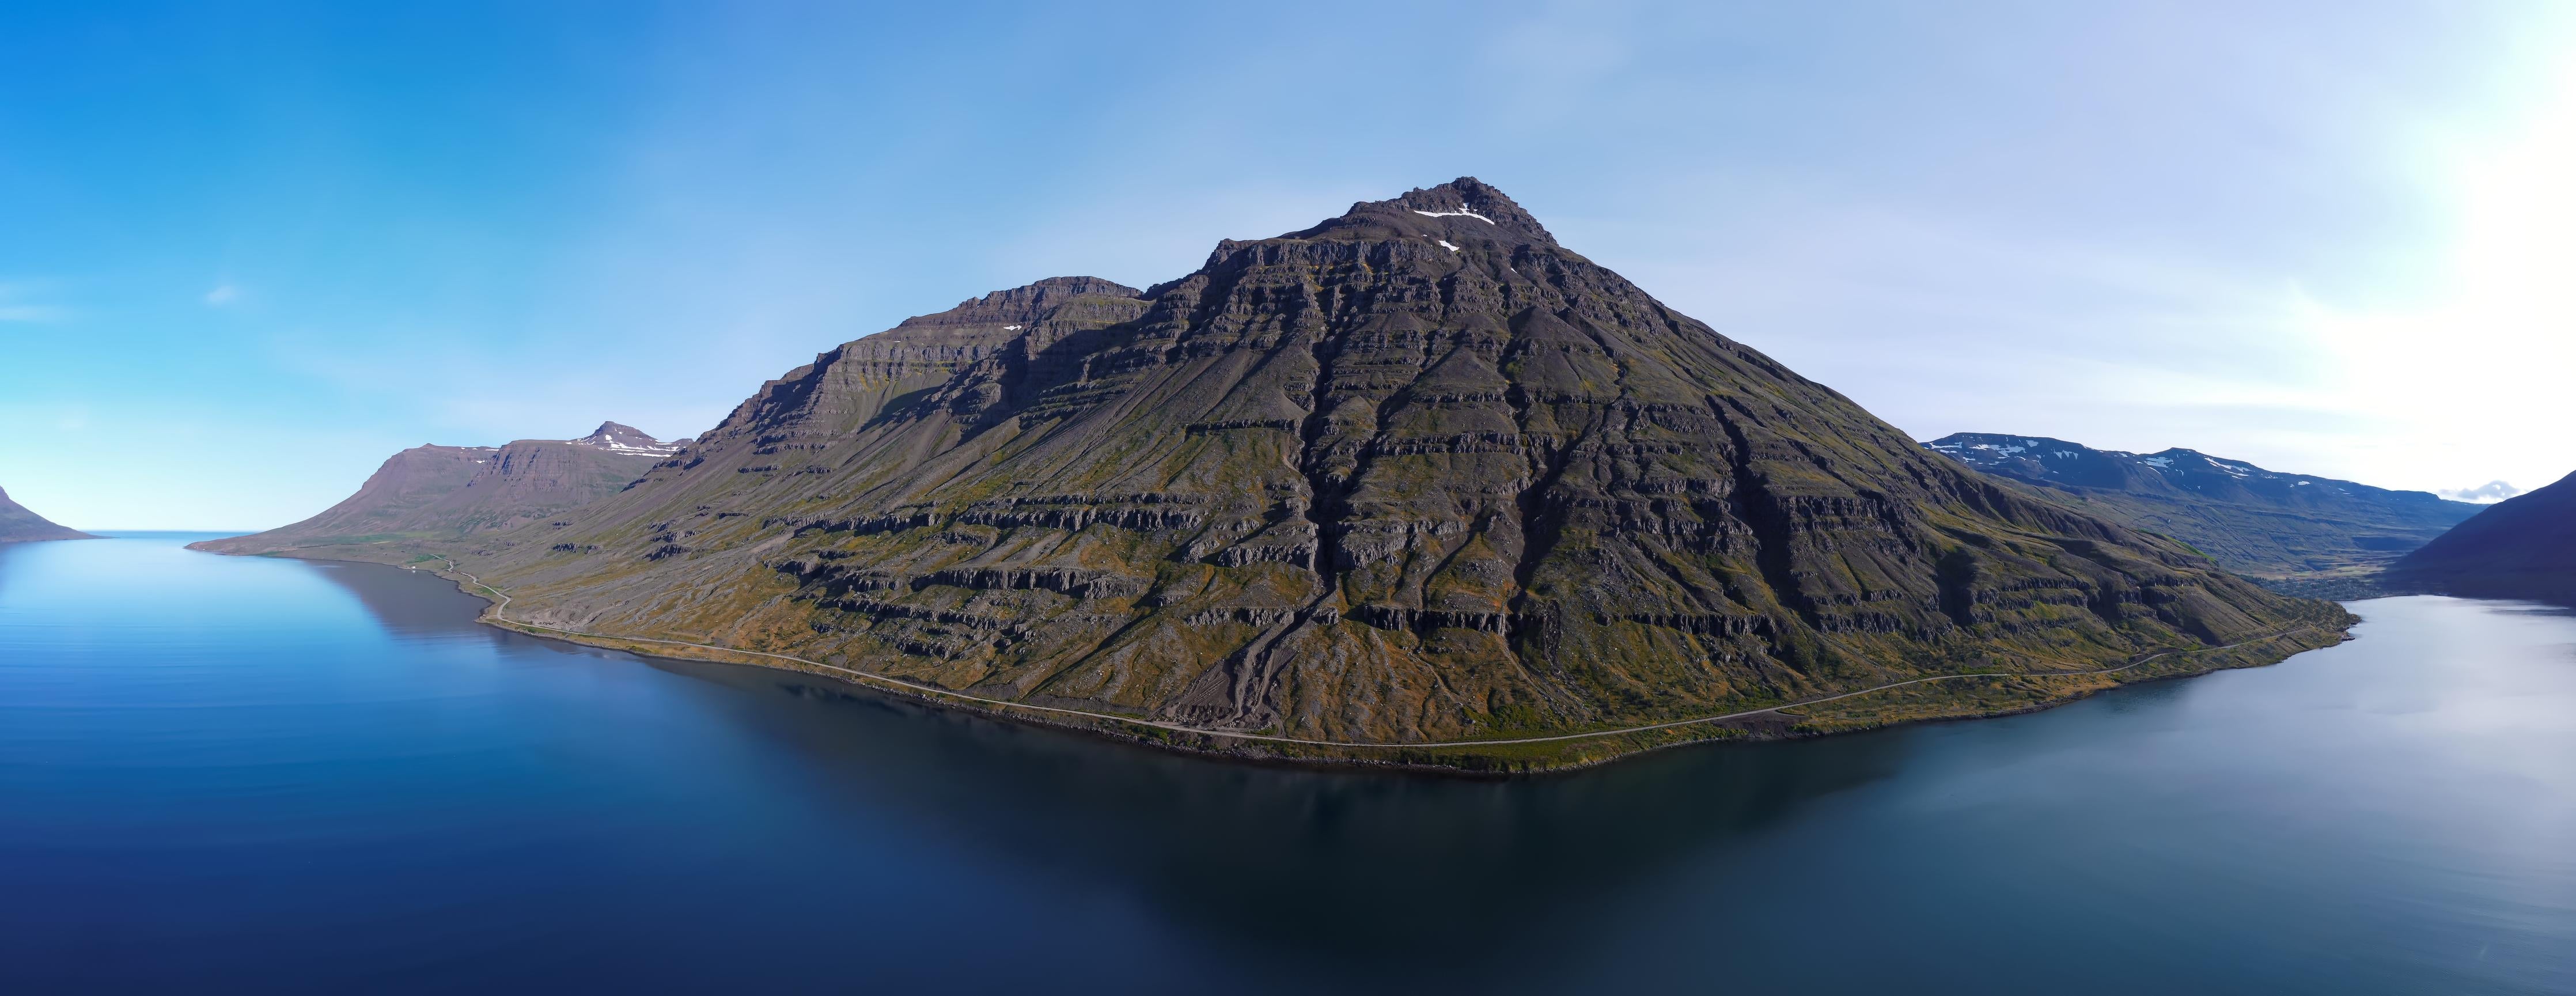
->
2, 534, 2570, 994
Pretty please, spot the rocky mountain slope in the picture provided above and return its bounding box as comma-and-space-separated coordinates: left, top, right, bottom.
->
0, 485, 92, 543
2385, 469, 2576, 600
191, 422, 683, 556
431, 179, 2346, 767
1924, 433, 2480, 581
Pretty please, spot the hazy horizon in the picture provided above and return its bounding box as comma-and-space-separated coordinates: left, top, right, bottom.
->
6, 2, 2574, 529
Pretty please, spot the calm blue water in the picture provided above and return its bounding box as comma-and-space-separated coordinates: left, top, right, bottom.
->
2, 534, 2570, 994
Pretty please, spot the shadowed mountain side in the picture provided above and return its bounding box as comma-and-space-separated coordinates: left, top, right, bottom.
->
2386, 469, 2576, 601
1925, 433, 2480, 582
190, 422, 684, 556
421, 179, 2344, 766
0, 485, 92, 543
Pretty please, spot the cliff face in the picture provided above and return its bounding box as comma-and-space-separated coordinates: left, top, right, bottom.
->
2387, 469, 2576, 600
450, 179, 2342, 755
190, 423, 680, 555
1925, 433, 2480, 580
0, 485, 92, 543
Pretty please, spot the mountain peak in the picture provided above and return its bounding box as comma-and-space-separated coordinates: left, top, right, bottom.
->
570, 422, 686, 456
1285, 176, 1558, 248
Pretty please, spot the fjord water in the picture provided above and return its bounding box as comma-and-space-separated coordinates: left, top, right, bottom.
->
2, 537, 2569, 994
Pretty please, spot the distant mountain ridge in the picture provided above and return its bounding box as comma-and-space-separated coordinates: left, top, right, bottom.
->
2387, 469, 2576, 600
190, 422, 684, 555
1924, 432, 2480, 581
0, 485, 92, 543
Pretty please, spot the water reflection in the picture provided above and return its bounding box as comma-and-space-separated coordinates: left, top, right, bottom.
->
298, 559, 496, 639
651, 658, 1910, 956
296, 557, 1912, 959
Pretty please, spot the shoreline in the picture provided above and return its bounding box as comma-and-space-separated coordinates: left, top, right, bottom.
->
373, 555, 2351, 775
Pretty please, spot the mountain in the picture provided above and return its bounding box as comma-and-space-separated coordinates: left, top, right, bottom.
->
0, 485, 92, 543
1924, 433, 2480, 582
425, 179, 2344, 768
570, 421, 689, 457
2386, 469, 2576, 600
190, 422, 684, 556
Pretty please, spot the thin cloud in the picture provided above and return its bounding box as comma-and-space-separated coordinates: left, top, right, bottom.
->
0, 281, 68, 323
203, 283, 240, 306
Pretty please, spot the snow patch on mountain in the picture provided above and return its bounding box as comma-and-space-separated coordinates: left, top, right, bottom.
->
1412, 208, 1497, 225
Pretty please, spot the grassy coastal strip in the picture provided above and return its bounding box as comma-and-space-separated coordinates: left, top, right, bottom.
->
428, 558, 2347, 772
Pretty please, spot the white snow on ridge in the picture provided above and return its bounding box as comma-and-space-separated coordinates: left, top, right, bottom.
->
593, 440, 682, 455
570, 430, 684, 456
1003, 324, 1022, 331
1412, 208, 1497, 225
1437, 239, 1460, 252
2200, 456, 2255, 479
2142, 456, 2173, 468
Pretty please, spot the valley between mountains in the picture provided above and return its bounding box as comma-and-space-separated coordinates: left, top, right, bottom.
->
196, 179, 2355, 770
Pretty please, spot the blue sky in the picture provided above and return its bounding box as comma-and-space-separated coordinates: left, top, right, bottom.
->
5, 1, 2573, 529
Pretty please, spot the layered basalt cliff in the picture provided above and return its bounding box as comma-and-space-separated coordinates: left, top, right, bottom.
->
448, 179, 2347, 763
